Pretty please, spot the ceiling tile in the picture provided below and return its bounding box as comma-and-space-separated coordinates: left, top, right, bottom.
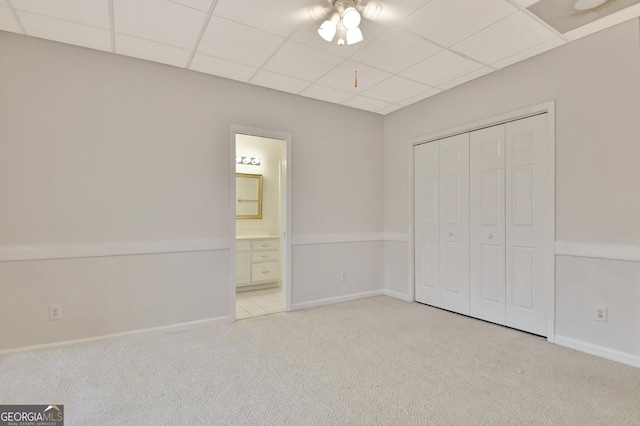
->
0, 6, 21, 33
362, 76, 434, 104
377, 104, 405, 115
19, 11, 111, 51
189, 53, 257, 82
113, 0, 206, 50
317, 62, 392, 94
402, 0, 517, 47
250, 70, 310, 95
492, 37, 565, 68
452, 11, 557, 64
169, 0, 212, 13
398, 87, 442, 106
263, 40, 343, 82
198, 16, 284, 68
116, 33, 191, 68
213, 0, 305, 37
400, 50, 484, 87
515, 0, 541, 7
377, 0, 434, 22
299, 84, 355, 104
437, 66, 494, 90
10, 0, 110, 29
355, 27, 443, 74
342, 95, 390, 113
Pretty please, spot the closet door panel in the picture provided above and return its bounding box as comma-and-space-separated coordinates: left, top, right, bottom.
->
414, 142, 440, 306
470, 125, 506, 324
506, 114, 549, 336
439, 133, 470, 315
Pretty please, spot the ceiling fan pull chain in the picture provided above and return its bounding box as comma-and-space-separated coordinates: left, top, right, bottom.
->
354, 43, 358, 88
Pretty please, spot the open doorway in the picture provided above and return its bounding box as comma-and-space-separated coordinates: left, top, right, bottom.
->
231, 126, 291, 320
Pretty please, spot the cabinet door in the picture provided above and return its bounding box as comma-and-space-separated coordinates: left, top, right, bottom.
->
505, 114, 549, 336
470, 125, 506, 324
439, 133, 470, 315
236, 251, 251, 286
414, 141, 440, 306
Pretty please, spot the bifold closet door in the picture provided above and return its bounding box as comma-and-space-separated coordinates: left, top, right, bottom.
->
414, 133, 469, 314
439, 134, 470, 315
414, 141, 440, 306
505, 114, 549, 336
470, 125, 506, 325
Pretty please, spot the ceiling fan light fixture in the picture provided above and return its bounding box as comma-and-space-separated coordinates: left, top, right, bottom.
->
346, 27, 363, 45
342, 6, 361, 30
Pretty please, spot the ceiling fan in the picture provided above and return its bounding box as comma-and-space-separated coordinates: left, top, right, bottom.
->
309, 0, 383, 46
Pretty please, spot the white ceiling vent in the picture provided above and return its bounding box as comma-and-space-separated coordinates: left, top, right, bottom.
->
528, 0, 640, 33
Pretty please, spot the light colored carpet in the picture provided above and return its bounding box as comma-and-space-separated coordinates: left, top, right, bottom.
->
1, 296, 639, 425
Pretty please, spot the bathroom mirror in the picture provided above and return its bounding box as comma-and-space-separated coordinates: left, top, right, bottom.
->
236, 173, 263, 219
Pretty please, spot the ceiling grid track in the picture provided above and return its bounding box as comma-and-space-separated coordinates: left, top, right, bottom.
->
4, 0, 26, 35
186, 0, 221, 70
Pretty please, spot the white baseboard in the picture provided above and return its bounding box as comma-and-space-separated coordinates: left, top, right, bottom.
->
383, 289, 412, 302
0, 315, 231, 355
291, 290, 385, 311
554, 335, 640, 368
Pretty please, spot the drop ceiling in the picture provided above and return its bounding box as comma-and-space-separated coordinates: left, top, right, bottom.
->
1, 0, 639, 115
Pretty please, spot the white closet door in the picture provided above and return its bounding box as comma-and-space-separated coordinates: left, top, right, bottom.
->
470, 125, 506, 324
439, 133, 470, 315
414, 141, 440, 306
505, 114, 549, 336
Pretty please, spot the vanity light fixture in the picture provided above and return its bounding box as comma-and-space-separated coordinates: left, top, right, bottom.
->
236, 156, 261, 166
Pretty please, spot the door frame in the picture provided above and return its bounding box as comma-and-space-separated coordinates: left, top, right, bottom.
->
408, 101, 556, 342
229, 124, 292, 319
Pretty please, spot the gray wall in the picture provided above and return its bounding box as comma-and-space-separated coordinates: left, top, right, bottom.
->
384, 19, 640, 361
0, 31, 384, 350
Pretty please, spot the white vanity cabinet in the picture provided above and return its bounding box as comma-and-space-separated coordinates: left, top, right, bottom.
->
236, 238, 280, 288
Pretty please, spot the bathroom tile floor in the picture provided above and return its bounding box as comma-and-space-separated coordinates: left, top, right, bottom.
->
236, 287, 283, 319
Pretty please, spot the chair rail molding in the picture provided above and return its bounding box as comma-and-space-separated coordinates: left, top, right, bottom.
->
555, 241, 640, 262
0, 238, 231, 262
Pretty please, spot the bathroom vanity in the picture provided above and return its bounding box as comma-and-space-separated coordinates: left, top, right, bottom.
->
236, 236, 280, 290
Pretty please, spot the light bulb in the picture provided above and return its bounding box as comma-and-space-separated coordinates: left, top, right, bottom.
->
235, 156, 242, 163
362, 2, 382, 19
318, 20, 337, 42
346, 27, 363, 45
342, 7, 361, 30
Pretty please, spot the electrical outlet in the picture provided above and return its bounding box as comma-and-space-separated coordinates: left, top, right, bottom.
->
595, 305, 607, 322
50, 304, 62, 321
340, 271, 347, 281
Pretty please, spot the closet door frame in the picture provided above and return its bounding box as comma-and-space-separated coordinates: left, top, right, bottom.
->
408, 101, 556, 342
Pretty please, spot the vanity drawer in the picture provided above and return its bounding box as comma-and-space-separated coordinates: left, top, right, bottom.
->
236, 241, 251, 252
252, 240, 279, 251
252, 251, 280, 263
251, 262, 279, 282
